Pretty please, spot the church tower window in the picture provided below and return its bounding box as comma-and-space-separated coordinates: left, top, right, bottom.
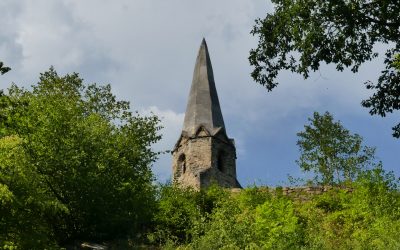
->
217, 151, 225, 173
178, 154, 186, 174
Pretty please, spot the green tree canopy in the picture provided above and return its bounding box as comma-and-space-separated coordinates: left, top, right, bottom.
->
296, 111, 377, 185
0, 68, 161, 247
249, 0, 400, 137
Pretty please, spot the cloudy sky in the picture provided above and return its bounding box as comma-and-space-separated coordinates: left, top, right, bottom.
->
1, 0, 399, 186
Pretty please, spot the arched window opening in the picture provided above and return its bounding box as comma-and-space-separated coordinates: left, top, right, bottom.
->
178, 154, 186, 174
217, 151, 225, 173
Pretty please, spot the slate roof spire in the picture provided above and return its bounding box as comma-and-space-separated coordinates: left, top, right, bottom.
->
182, 39, 226, 137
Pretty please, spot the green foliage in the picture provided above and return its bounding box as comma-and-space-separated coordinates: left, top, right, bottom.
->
0, 135, 61, 249
393, 54, 400, 70
186, 188, 304, 250
249, 0, 400, 137
297, 111, 377, 185
298, 168, 400, 250
362, 51, 400, 138
188, 191, 258, 249
0, 68, 161, 247
149, 184, 229, 246
254, 197, 303, 249
153, 168, 400, 250
149, 185, 203, 245
1, 67, 398, 249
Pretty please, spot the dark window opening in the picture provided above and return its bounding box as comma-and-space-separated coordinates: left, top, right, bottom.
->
217, 152, 225, 173
178, 154, 186, 174
182, 162, 186, 174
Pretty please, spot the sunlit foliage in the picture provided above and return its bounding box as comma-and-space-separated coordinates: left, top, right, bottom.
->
0, 68, 161, 248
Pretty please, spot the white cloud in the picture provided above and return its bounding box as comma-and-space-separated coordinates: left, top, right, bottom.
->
140, 106, 184, 182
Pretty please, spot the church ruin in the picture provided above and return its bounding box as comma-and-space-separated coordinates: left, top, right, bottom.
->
172, 39, 241, 189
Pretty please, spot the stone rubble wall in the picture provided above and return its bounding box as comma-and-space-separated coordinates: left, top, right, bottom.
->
231, 186, 354, 201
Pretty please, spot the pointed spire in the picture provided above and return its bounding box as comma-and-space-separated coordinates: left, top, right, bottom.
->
182, 39, 226, 137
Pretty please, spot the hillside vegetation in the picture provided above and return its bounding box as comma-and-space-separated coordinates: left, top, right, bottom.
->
150, 170, 400, 250
0, 69, 399, 249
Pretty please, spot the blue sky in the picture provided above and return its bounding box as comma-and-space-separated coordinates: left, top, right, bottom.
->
1, 0, 399, 186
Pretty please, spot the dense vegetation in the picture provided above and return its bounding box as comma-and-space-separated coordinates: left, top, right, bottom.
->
147, 167, 399, 250
151, 169, 400, 249
1, 69, 399, 249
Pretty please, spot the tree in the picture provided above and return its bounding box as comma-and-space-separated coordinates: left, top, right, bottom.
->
296, 112, 376, 185
0, 68, 161, 246
363, 53, 400, 137
249, 0, 400, 137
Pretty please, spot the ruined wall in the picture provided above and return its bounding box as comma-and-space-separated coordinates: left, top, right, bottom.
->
172, 136, 211, 189
281, 186, 353, 201
172, 135, 240, 189
231, 186, 354, 201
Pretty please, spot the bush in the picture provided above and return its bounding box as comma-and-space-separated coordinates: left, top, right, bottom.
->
254, 197, 304, 249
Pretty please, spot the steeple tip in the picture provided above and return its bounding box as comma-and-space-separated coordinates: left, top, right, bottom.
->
182, 39, 225, 137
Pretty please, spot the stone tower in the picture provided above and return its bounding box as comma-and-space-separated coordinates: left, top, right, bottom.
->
172, 39, 241, 189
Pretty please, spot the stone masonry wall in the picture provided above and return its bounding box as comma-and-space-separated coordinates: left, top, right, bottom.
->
172, 136, 212, 189
172, 135, 240, 189
231, 186, 354, 201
